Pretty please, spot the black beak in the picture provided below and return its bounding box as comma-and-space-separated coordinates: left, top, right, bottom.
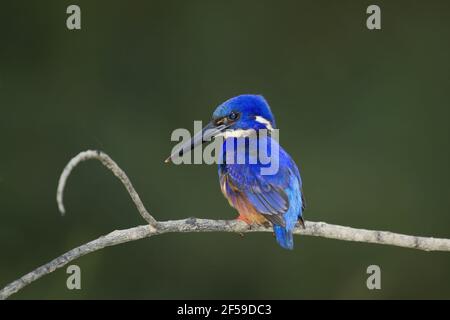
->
165, 121, 229, 163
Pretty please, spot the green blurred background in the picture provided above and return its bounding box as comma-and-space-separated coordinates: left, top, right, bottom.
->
1, 0, 450, 299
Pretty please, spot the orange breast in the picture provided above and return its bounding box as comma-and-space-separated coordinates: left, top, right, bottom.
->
220, 174, 268, 225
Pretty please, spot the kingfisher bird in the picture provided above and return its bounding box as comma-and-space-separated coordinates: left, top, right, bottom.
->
166, 94, 305, 249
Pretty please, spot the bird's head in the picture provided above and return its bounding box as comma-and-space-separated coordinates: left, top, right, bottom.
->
166, 94, 276, 162
211, 94, 276, 132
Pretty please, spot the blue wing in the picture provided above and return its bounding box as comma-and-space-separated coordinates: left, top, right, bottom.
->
219, 139, 304, 228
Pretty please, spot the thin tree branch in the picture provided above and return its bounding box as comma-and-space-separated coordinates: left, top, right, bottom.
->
56, 150, 157, 226
1, 150, 449, 300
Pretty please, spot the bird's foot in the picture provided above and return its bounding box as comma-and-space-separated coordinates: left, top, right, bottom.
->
235, 216, 251, 236
236, 214, 251, 225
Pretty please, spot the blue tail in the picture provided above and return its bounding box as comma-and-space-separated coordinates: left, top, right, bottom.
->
273, 224, 294, 250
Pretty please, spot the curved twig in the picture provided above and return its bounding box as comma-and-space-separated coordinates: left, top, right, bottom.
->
1, 150, 449, 300
57, 150, 157, 226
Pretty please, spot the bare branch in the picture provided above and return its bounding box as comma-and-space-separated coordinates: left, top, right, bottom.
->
57, 150, 157, 226
1, 150, 449, 300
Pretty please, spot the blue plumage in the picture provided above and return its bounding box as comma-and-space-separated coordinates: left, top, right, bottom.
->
215, 95, 305, 250
167, 94, 305, 250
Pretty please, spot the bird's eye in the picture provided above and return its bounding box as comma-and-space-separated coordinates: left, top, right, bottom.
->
228, 112, 238, 121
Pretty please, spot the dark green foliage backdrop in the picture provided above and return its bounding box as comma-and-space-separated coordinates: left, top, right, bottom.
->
1, 0, 449, 299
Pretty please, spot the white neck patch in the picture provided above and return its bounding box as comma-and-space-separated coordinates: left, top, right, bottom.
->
217, 129, 256, 138
255, 116, 273, 130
